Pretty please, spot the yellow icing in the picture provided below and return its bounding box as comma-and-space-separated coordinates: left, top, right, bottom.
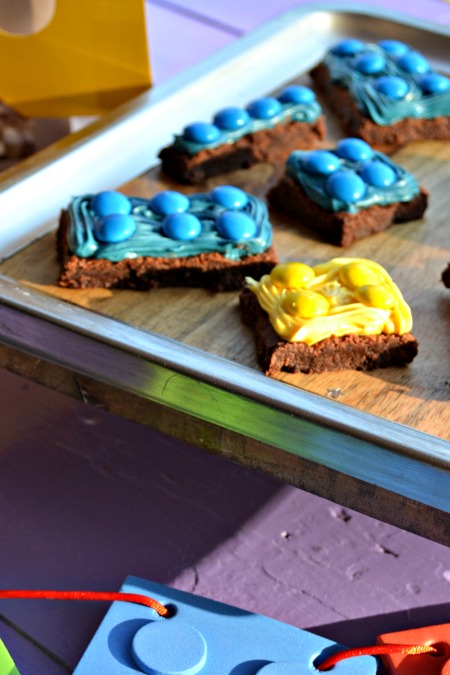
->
245, 258, 412, 345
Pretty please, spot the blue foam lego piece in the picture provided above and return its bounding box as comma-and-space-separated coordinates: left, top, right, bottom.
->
74, 576, 377, 674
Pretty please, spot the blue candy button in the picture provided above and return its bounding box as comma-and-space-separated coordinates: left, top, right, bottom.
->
216, 211, 257, 240
247, 97, 282, 120
378, 39, 410, 56
331, 39, 365, 56
277, 85, 315, 104
150, 191, 190, 216
162, 212, 202, 240
90, 191, 132, 217
183, 122, 221, 144
335, 138, 374, 162
373, 75, 409, 100
132, 621, 207, 675
353, 51, 386, 75
418, 72, 450, 94
213, 107, 250, 130
95, 213, 136, 243
303, 150, 341, 176
210, 185, 248, 209
326, 170, 366, 202
397, 51, 430, 74
359, 160, 397, 187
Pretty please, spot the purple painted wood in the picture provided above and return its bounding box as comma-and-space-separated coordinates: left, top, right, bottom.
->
149, 0, 450, 34
1, 370, 450, 673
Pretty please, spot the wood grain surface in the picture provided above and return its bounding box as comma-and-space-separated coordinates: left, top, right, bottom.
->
1, 95, 449, 443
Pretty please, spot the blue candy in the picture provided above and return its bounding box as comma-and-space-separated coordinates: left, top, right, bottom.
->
90, 191, 132, 217
246, 97, 282, 120
331, 38, 365, 56
326, 170, 366, 202
418, 72, 450, 95
397, 51, 430, 74
183, 122, 221, 144
303, 150, 341, 176
278, 85, 316, 104
149, 191, 190, 216
210, 185, 248, 209
213, 107, 250, 131
162, 212, 202, 240
336, 138, 374, 162
353, 51, 386, 75
216, 211, 257, 240
373, 75, 409, 100
359, 160, 397, 187
378, 39, 410, 56
95, 213, 136, 243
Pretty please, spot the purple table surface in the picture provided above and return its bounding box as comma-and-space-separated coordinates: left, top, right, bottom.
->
1, 1, 450, 673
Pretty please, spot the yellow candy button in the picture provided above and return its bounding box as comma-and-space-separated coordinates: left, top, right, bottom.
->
270, 262, 315, 289
355, 284, 396, 309
281, 290, 329, 318
339, 262, 380, 290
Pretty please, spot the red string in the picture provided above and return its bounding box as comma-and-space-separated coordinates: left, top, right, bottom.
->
0, 589, 169, 618
316, 643, 438, 671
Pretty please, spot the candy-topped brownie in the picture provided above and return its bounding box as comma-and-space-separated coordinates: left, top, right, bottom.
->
57, 186, 278, 291
310, 38, 450, 146
267, 137, 428, 246
240, 259, 418, 375
158, 85, 326, 184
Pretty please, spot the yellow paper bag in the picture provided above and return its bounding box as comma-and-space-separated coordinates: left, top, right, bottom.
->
0, 0, 151, 117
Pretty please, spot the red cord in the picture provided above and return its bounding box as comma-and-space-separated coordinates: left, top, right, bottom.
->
316, 643, 438, 670
0, 589, 169, 617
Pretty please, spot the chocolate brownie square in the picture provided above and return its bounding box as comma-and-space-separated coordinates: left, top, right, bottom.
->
159, 85, 326, 184
267, 138, 428, 247
240, 259, 418, 375
57, 186, 278, 291
310, 38, 450, 147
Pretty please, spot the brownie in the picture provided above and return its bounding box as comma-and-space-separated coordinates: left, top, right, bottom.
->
57, 186, 278, 291
442, 263, 450, 288
267, 139, 428, 247
240, 259, 418, 375
310, 39, 450, 147
159, 85, 326, 184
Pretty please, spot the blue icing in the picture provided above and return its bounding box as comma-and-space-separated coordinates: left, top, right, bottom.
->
286, 141, 420, 214
172, 88, 321, 155
66, 190, 272, 262
323, 40, 450, 124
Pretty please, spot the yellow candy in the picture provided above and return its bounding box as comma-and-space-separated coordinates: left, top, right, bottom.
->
270, 262, 315, 289
339, 262, 380, 290
355, 284, 396, 309
281, 290, 329, 318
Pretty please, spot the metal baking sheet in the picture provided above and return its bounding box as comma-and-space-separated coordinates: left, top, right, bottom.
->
0, 4, 449, 537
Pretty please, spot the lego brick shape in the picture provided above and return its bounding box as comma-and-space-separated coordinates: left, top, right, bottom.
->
74, 576, 377, 674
